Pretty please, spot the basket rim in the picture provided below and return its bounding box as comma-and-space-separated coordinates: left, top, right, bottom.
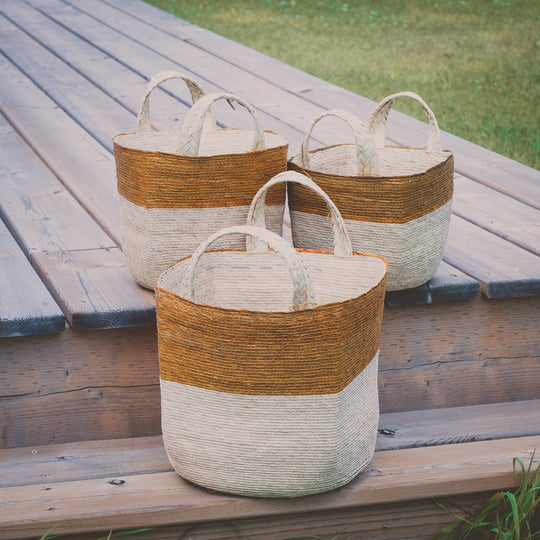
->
289, 143, 453, 182
113, 128, 289, 159
155, 247, 388, 316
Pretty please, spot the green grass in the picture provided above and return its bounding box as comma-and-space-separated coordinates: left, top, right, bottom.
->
145, 0, 540, 169
435, 451, 540, 539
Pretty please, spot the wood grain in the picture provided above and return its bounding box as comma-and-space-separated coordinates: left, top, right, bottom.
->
24, 0, 306, 154
1, 384, 161, 450
0, 52, 121, 244
444, 215, 540, 297
380, 296, 540, 370
30, 248, 155, 329
0, 114, 114, 253
2, 399, 538, 487
0, 219, 65, 337
452, 174, 540, 257
26, 492, 495, 539
385, 260, 480, 306
0, 435, 537, 538
0, 12, 134, 150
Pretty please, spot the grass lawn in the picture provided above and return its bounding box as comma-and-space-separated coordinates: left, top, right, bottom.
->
145, 0, 539, 170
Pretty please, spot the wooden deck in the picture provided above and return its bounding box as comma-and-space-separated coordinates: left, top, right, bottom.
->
0, 0, 539, 538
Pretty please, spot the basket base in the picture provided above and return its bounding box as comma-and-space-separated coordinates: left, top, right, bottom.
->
160, 354, 379, 498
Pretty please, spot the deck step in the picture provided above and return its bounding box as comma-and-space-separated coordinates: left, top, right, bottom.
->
1, 401, 538, 539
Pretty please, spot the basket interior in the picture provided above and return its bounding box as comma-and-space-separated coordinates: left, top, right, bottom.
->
116, 129, 287, 155
291, 144, 451, 177
158, 250, 387, 312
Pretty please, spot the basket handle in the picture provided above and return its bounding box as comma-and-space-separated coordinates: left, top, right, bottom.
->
300, 110, 380, 175
246, 171, 353, 257
177, 92, 266, 156
367, 91, 441, 152
184, 225, 316, 311
136, 70, 214, 133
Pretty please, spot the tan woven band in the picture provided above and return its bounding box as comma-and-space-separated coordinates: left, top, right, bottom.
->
156, 251, 386, 397
115, 137, 287, 208
288, 149, 453, 223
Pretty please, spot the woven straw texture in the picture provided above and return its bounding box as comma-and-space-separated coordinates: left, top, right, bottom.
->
156, 186, 387, 497
288, 93, 454, 291
114, 81, 288, 289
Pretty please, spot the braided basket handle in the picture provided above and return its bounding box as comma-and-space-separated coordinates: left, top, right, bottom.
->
183, 225, 316, 311
136, 70, 213, 133
247, 171, 353, 257
368, 91, 442, 152
300, 110, 380, 175
177, 93, 266, 156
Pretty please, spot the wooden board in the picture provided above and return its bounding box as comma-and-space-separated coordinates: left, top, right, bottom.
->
0, 219, 65, 337
22, 0, 307, 153
30, 248, 155, 329
452, 174, 540, 257
0, 12, 135, 150
376, 399, 540, 451
444, 215, 540, 297
0, 52, 121, 244
2, 399, 538, 487
385, 260, 480, 306
115, 0, 540, 209
30, 492, 496, 540
0, 435, 537, 539
0, 113, 114, 253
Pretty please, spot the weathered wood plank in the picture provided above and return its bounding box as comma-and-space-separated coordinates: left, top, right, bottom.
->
47, 0, 346, 143
378, 355, 540, 413
385, 260, 480, 306
0, 219, 65, 337
0, 436, 169, 488
0, 53, 121, 244
0, 436, 537, 539
0, 113, 114, 253
1, 0, 192, 135
1, 325, 159, 399
117, 0, 540, 209
0, 11, 134, 150
1, 384, 161, 450
22, 0, 308, 154
27, 492, 496, 540
2, 399, 537, 487
452, 174, 540, 257
445, 215, 540, 297
0, 106, 153, 332
9, 354, 539, 448
29, 248, 155, 329
376, 399, 540, 451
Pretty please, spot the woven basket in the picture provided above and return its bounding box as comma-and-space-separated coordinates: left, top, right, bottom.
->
288, 91, 454, 291
114, 79, 288, 289
156, 172, 387, 497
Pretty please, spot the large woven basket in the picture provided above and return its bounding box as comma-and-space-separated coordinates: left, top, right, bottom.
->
156, 172, 387, 498
288, 91, 454, 291
114, 77, 288, 289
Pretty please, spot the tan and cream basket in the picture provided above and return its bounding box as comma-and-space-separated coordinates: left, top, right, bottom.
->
114, 73, 288, 289
288, 91, 454, 291
156, 171, 387, 497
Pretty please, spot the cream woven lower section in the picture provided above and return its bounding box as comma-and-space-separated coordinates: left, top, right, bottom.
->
161, 354, 379, 498
290, 200, 452, 291
120, 196, 284, 289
